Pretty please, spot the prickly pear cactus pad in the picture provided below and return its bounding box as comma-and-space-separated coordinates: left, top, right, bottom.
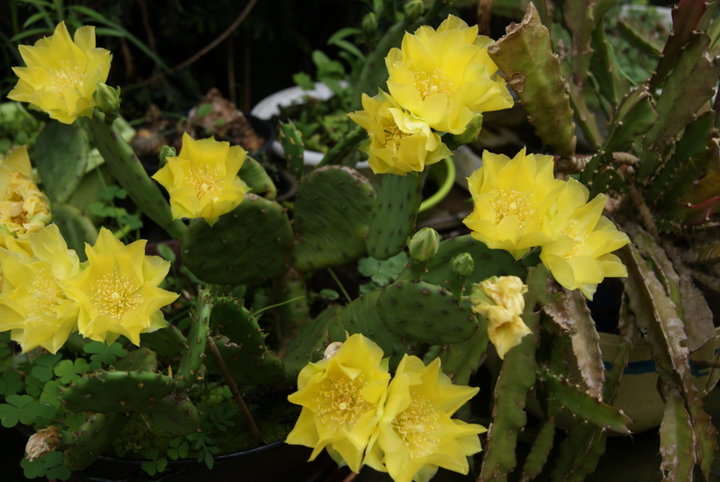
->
376, 279, 478, 345
183, 193, 293, 285
292, 166, 375, 271
367, 172, 424, 260
61, 370, 177, 412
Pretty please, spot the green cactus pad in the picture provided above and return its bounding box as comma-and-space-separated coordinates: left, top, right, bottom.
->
183, 194, 293, 286
210, 297, 264, 348
276, 268, 311, 337
487, 3, 576, 157
139, 324, 187, 363
367, 172, 424, 260
332, 290, 407, 366
142, 394, 200, 435
63, 413, 124, 471
32, 120, 89, 203
284, 304, 341, 377
239, 156, 277, 199
51, 203, 98, 260
376, 280, 478, 345
115, 347, 157, 372
61, 370, 178, 412
292, 166, 375, 271
208, 335, 284, 385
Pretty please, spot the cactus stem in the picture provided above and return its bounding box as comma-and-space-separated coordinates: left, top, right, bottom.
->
206, 335, 264, 445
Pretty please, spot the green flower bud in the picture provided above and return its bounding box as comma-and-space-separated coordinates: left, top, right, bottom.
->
408, 227, 440, 262
451, 252, 475, 278
158, 145, 177, 166
403, 0, 425, 20
93, 82, 121, 120
362, 12, 378, 35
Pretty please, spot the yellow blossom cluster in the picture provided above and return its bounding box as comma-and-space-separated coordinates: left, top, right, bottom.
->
286, 334, 485, 482
0, 225, 178, 353
463, 148, 629, 300
348, 15, 513, 175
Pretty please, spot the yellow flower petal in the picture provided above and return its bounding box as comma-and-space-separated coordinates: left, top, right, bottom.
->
152, 133, 249, 225
471, 276, 531, 359
0, 224, 80, 353
348, 92, 450, 175
64, 227, 178, 345
286, 333, 391, 473
385, 15, 513, 134
8, 22, 112, 124
365, 356, 484, 482
463, 148, 562, 257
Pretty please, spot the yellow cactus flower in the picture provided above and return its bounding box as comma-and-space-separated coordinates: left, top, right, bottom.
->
364, 355, 485, 482
0, 146, 51, 237
152, 133, 249, 226
347, 92, 451, 175
8, 22, 112, 124
0, 224, 80, 353
64, 228, 178, 345
463, 148, 563, 259
286, 333, 391, 473
471, 276, 531, 359
540, 192, 629, 300
385, 14, 513, 134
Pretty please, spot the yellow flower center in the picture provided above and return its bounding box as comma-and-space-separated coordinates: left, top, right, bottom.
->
92, 272, 141, 319
27, 267, 63, 322
188, 166, 220, 199
315, 375, 369, 427
392, 394, 440, 458
384, 124, 407, 148
491, 189, 534, 225
47, 61, 85, 93
414, 71, 450, 99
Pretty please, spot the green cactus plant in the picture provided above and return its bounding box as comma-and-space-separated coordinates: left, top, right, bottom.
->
2, 1, 720, 481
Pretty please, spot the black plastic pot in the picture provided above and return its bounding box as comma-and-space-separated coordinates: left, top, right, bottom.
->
69, 440, 339, 482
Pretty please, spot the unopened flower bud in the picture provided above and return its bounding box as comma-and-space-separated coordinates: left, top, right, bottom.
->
408, 227, 440, 262
93, 82, 121, 120
362, 12, 378, 35
158, 145, 177, 166
403, 0, 425, 20
451, 252, 474, 277
25, 426, 60, 461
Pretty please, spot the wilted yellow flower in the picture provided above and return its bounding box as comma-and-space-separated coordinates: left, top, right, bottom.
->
385, 14, 513, 134
0, 146, 51, 237
540, 190, 629, 300
471, 276, 530, 359
8, 22, 112, 124
0, 224, 80, 353
364, 355, 484, 482
152, 133, 249, 226
286, 333, 391, 473
347, 92, 451, 175
463, 148, 562, 259
64, 228, 178, 345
